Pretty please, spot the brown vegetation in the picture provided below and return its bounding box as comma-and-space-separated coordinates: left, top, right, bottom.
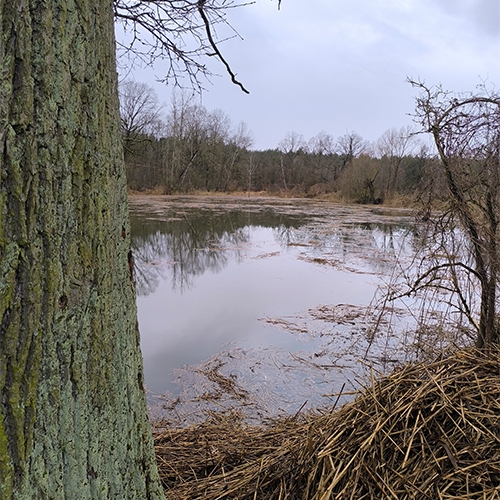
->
153, 348, 500, 499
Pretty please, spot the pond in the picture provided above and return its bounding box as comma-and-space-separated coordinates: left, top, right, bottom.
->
129, 195, 421, 424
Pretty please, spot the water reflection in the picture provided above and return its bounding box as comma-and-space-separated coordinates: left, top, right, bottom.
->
130, 206, 306, 294
129, 196, 417, 422
130, 197, 415, 297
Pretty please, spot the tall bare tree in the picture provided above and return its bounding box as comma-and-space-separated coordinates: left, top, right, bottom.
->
308, 131, 338, 182
377, 126, 417, 199
337, 131, 368, 172
410, 81, 500, 348
119, 80, 165, 146
278, 131, 305, 191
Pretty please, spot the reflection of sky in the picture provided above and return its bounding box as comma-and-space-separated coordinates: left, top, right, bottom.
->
129, 197, 418, 399
139, 226, 380, 395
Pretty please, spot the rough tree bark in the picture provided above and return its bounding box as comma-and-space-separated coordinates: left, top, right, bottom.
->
0, 0, 164, 498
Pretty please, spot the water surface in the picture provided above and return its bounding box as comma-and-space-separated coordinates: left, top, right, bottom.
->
129, 195, 417, 422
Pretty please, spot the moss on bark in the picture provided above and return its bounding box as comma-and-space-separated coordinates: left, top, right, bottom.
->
0, 0, 164, 498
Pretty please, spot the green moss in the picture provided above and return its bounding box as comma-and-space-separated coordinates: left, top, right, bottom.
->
0, 191, 6, 246
0, 416, 14, 499
0, 243, 20, 314
1, 1, 164, 498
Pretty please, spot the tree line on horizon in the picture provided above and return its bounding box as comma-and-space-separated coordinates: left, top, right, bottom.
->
120, 80, 442, 204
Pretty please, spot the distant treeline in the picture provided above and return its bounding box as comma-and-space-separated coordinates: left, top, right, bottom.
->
121, 81, 443, 203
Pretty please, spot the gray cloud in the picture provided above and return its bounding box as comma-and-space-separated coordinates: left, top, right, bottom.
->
473, 0, 500, 36
121, 0, 500, 150
434, 0, 500, 37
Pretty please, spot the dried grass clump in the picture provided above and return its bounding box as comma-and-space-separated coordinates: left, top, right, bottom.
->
154, 348, 500, 499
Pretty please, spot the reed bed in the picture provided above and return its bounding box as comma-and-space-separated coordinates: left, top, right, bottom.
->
153, 347, 500, 499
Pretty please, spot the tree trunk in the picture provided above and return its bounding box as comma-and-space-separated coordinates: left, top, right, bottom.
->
0, 0, 164, 498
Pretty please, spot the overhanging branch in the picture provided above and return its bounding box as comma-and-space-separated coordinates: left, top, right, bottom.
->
197, 0, 250, 94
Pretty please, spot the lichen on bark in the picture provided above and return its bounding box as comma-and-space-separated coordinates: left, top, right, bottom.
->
0, 0, 164, 498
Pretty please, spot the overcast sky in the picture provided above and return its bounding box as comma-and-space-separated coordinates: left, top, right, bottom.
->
119, 0, 500, 151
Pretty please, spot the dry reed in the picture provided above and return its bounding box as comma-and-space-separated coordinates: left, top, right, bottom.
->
154, 347, 500, 499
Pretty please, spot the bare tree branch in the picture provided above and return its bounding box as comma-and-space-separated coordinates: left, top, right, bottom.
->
408, 79, 500, 348
113, 0, 254, 92
197, 0, 250, 94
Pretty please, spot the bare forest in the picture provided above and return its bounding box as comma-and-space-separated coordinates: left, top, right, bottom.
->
120, 82, 435, 203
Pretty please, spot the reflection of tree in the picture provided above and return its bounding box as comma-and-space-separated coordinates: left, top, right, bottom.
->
343, 224, 413, 273
130, 207, 305, 295
133, 231, 165, 296
132, 217, 246, 295
130, 200, 418, 296
272, 218, 415, 275
272, 225, 301, 246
